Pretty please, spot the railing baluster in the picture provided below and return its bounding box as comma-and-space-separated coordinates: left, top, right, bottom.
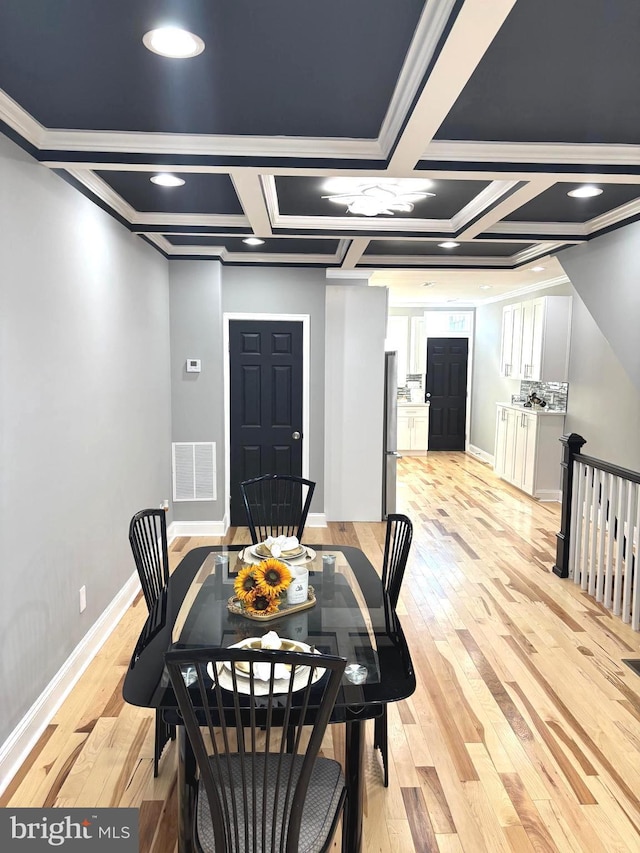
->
632, 485, 640, 632
595, 471, 608, 602
573, 462, 587, 587
621, 482, 637, 623
604, 473, 618, 611
613, 477, 627, 616
588, 468, 600, 595
585, 467, 597, 594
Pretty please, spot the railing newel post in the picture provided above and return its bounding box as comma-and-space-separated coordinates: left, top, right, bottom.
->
553, 433, 587, 578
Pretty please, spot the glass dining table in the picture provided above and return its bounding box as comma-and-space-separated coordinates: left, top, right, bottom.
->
123, 543, 415, 853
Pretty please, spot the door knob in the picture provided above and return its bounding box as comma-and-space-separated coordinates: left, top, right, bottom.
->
292, 431, 301, 440
425, 392, 431, 398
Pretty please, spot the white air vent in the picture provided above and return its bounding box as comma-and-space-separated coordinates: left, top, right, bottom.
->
172, 442, 216, 501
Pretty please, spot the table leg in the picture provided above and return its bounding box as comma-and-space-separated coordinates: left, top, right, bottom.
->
177, 726, 197, 853
343, 719, 365, 853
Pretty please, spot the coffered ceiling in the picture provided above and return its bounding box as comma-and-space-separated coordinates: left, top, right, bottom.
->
2, 0, 639, 280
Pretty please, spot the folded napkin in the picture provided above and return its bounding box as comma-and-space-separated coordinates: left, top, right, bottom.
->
263, 535, 299, 558
253, 631, 288, 681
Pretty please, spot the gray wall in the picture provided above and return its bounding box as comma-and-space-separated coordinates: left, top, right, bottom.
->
0, 134, 171, 744
564, 292, 640, 471
169, 261, 224, 521
559, 223, 640, 394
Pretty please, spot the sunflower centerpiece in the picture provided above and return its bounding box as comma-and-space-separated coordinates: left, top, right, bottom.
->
234, 558, 292, 616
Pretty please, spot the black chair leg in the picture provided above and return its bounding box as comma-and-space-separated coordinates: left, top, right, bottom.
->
154, 709, 174, 777
374, 709, 389, 787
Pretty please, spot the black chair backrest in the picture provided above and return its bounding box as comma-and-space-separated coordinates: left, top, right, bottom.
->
165, 646, 346, 853
240, 474, 315, 544
382, 514, 413, 608
128, 508, 169, 612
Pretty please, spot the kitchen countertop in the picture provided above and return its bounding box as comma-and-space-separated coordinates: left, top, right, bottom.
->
497, 401, 566, 416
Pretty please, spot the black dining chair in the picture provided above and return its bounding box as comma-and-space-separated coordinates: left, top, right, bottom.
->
128, 508, 175, 776
165, 646, 347, 853
373, 513, 413, 787
240, 473, 315, 544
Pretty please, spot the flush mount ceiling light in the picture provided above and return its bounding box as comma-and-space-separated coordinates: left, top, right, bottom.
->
143, 27, 205, 58
322, 178, 434, 217
438, 241, 459, 249
150, 174, 185, 187
479, 284, 492, 290
243, 237, 265, 246
567, 185, 603, 198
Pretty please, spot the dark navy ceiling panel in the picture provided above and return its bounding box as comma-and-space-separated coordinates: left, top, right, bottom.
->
436, 0, 640, 144
96, 171, 243, 214
0, 0, 425, 138
166, 236, 339, 253
503, 183, 640, 223
275, 177, 490, 219
364, 240, 533, 257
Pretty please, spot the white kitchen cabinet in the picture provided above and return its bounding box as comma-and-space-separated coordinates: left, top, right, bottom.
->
500, 302, 522, 378
494, 404, 565, 500
397, 405, 429, 454
500, 295, 572, 381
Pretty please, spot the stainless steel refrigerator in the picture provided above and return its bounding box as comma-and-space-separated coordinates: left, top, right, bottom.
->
382, 351, 398, 518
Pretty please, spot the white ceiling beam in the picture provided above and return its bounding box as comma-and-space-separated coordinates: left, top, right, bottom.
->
230, 171, 272, 238
457, 177, 557, 240
388, 0, 518, 174
341, 238, 370, 269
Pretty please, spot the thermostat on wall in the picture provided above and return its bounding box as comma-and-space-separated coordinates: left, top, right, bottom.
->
186, 358, 201, 373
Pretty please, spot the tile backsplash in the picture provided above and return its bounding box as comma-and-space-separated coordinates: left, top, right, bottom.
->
511, 380, 568, 411
397, 373, 423, 402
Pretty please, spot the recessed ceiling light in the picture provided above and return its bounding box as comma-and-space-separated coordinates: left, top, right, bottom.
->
422, 281, 437, 288
479, 285, 492, 290
150, 174, 185, 187
446, 298, 458, 303
567, 185, 603, 198
530, 265, 545, 272
243, 237, 265, 246
143, 27, 205, 59
438, 241, 459, 249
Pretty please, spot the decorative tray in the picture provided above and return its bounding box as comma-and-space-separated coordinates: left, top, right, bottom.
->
227, 586, 316, 621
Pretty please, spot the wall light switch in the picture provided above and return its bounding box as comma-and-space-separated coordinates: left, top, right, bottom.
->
186, 358, 201, 373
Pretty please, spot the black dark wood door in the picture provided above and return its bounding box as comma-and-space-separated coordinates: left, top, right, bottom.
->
426, 337, 468, 451
229, 320, 304, 525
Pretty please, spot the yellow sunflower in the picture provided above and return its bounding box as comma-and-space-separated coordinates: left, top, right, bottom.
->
254, 558, 292, 598
244, 590, 281, 615
234, 566, 260, 602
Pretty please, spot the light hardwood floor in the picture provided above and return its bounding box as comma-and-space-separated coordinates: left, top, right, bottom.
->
3, 452, 640, 852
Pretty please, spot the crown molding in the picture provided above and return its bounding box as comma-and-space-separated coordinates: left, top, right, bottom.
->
64, 168, 137, 221
41, 128, 384, 160
378, 0, 460, 156
487, 221, 589, 237
451, 179, 520, 230
152, 239, 343, 264
481, 274, 571, 303
587, 196, 640, 232
422, 139, 640, 167
511, 242, 566, 264
131, 212, 249, 227
0, 88, 47, 147
360, 254, 513, 267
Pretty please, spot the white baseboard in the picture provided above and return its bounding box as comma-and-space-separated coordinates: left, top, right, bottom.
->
534, 489, 561, 502
467, 444, 495, 467
306, 513, 327, 528
168, 518, 229, 539
0, 570, 141, 798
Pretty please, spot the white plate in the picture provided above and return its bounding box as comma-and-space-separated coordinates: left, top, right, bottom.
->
239, 546, 317, 566
208, 638, 324, 695
250, 543, 306, 560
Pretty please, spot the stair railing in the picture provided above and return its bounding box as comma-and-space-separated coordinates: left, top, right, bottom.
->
554, 434, 640, 631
